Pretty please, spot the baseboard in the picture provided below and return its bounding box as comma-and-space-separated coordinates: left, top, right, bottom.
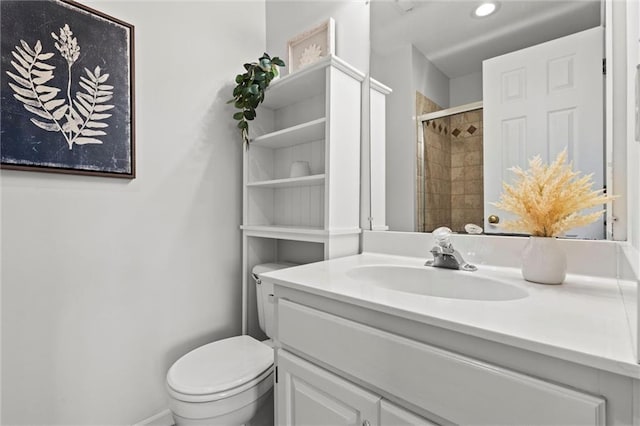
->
133, 409, 174, 426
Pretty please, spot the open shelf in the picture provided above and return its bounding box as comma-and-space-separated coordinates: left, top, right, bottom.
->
263, 55, 365, 110
247, 174, 325, 189
252, 118, 326, 149
241, 225, 361, 242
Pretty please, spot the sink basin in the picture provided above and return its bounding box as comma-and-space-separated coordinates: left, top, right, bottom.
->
347, 265, 528, 301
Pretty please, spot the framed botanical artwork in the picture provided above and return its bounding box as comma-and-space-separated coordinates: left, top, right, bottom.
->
0, 0, 135, 178
287, 18, 335, 73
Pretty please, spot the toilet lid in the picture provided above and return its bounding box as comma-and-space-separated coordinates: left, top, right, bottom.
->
167, 335, 273, 396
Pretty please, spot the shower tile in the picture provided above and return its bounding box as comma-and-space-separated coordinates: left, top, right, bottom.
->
465, 124, 478, 137
465, 179, 483, 194
465, 151, 482, 166
452, 181, 465, 195
464, 110, 481, 123
451, 140, 465, 154
451, 167, 465, 182
451, 153, 464, 168
450, 113, 463, 127
451, 194, 465, 208
464, 195, 482, 209
452, 209, 466, 223
467, 165, 482, 180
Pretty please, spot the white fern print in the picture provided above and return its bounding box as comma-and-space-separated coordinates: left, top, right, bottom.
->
6, 25, 114, 150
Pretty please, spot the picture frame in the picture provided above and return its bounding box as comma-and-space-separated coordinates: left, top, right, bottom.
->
287, 18, 335, 73
0, 0, 136, 178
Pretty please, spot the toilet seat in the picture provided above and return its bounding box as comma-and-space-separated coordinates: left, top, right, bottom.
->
167, 335, 273, 403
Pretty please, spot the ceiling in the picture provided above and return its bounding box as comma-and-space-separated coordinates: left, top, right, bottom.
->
370, 0, 602, 79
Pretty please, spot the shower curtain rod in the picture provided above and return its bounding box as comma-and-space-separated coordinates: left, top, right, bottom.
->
416, 100, 483, 123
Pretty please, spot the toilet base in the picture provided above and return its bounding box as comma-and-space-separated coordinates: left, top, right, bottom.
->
172, 388, 273, 426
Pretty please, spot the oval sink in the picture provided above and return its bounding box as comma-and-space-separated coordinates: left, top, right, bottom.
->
347, 265, 528, 301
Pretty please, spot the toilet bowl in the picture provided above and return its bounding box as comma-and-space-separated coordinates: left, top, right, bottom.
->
166, 263, 295, 426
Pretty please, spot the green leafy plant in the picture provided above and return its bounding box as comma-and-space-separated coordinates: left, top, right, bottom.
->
229, 52, 285, 146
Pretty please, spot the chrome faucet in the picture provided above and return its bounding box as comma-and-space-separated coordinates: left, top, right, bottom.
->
425, 227, 477, 272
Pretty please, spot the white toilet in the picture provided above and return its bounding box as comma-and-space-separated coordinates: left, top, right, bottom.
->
166, 263, 293, 425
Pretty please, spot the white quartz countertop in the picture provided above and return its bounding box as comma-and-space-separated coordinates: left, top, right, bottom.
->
263, 252, 639, 379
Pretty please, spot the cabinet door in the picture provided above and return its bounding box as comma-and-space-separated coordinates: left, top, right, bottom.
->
380, 400, 439, 426
276, 350, 380, 426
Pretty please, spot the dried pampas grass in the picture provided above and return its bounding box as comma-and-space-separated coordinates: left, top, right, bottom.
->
493, 150, 614, 237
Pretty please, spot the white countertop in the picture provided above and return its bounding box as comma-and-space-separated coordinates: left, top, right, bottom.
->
263, 252, 640, 379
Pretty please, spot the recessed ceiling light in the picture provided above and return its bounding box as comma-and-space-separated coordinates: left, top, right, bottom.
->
474, 2, 498, 17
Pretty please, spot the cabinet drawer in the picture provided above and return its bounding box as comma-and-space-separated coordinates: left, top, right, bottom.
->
277, 299, 606, 425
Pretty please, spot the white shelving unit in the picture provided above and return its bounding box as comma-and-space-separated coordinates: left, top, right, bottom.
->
242, 55, 365, 336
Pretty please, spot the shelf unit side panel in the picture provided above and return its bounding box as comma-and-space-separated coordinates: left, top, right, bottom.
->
324, 234, 361, 259
370, 89, 388, 231
326, 66, 362, 232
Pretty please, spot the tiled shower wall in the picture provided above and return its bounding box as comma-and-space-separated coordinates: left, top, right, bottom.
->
416, 92, 484, 233
416, 93, 445, 232
449, 110, 484, 232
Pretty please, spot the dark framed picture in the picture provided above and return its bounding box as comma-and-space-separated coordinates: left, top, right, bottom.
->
1, 0, 135, 178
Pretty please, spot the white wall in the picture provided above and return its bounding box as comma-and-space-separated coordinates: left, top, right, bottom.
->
265, 0, 370, 77
411, 45, 450, 110
449, 71, 483, 107
371, 45, 450, 231
372, 46, 415, 232
0, 1, 265, 424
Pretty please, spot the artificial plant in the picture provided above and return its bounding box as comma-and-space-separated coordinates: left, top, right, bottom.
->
229, 52, 285, 146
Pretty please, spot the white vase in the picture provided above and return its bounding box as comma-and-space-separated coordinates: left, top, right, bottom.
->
521, 236, 567, 285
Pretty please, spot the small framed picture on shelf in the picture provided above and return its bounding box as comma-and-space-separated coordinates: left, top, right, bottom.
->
287, 18, 335, 73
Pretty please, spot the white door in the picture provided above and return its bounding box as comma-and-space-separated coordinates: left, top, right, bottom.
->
483, 27, 604, 239
276, 350, 380, 426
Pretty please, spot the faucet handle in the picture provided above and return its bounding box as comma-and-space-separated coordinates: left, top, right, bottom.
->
432, 226, 453, 247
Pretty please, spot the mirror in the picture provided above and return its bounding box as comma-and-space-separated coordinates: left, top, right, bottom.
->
370, 0, 606, 238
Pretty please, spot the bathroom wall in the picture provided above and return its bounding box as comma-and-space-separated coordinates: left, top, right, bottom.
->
412, 45, 450, 110
1, 1, 265, 424
265, 0, 370, 77
371, 46, 415, 231
449, 71, 483, 107
372, 45, 449, 231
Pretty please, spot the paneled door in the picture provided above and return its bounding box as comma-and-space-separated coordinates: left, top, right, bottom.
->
483, 27, 604, 238
276, 350, 380, 426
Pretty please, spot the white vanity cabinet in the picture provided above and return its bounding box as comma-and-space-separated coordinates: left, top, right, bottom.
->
271, 295, 622, 425
241, 55, 365, 336
277, 349, 435, 426
277, 350, 379, 426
